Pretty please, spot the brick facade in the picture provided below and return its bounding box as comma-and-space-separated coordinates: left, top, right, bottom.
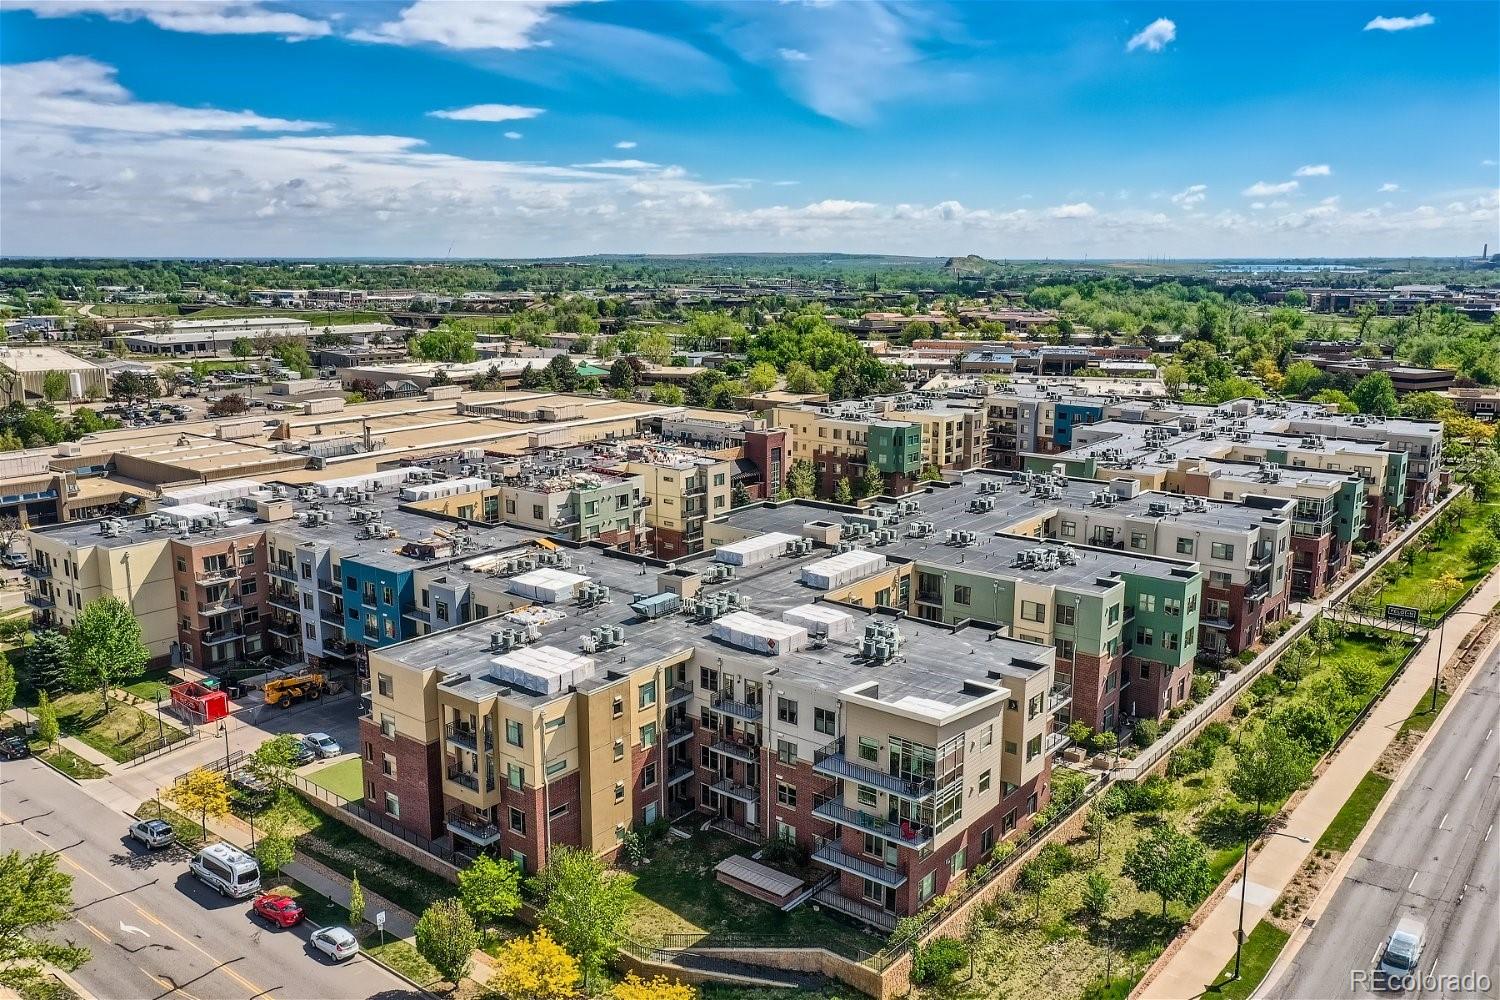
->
359, 717, 443, 841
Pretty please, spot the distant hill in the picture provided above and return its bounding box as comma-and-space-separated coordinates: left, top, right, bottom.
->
942, 254, 999, 276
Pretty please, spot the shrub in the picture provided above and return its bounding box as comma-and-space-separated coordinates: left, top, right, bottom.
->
1120, 775, 1174, 814
1051, 767, 1090, 807
1237, 648, 1259, 666
1099, 785, 1129, 818
1191, 673, 1214, 701
1066, 719, 1093, 746
911, 937, 968, 987
1036, 842, 1076, 876
1132, 719, 1160, 749
1248, 674, 1281, 705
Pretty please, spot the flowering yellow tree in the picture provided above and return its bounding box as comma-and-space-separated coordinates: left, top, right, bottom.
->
611, 972, 697, 1000
487, 929, 580, 1000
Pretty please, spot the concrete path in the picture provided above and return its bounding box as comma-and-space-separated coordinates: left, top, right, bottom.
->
4, 706, 122, 772
1139, 569, 1500, 1000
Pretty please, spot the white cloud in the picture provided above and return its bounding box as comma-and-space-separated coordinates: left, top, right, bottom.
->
1242, 180, 1299, 197
1170, 184, 1207, 209
11, 1, 330, 38
778, 47, 810, 62
1363, 13, 1435, 31
504, 131, 523, 140
1049, 202, 1097, 219
0, 56, 326, 133
1378, 182, 1401, 192
427, 104, 545, 123
614, 141, 637, 150
1483, 159, 1498, 167
1294, 164, 1332, 177
1126, 17, 1177, 53
773, 180, 800, 186
572, 159, 659, 170
352, 0, 580, 50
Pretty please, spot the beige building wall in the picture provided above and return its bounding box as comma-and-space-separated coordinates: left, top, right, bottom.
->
28, 534, 178, 658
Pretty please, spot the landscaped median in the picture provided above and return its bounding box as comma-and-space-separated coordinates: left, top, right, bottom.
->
34, 690, 187, 763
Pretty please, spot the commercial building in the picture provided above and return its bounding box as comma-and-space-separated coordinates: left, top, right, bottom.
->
0, 346, 109, 403
114, 317, 314, 356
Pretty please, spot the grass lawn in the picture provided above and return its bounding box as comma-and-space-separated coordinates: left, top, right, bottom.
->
624, 830, 885, 961
51, 691, 187, 762
1315, 772, 1393, 854
1399, 691, 1450, 734
1375, 502, 1500, 617
35, 744, 108, 780
366, 939, 442, 986
119, 668, 174, 703
306, 757, 363, 801
1203, 921, 1290, 1000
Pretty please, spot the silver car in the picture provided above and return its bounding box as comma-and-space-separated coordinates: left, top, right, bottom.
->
302, 733, 341, 759
1376, 919, 1424, 990
128, 818, 176, 849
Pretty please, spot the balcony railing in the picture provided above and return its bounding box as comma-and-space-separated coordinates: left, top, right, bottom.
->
811, 836, 907, 888
667, 762, 695, 786
197, 567, 238, 584
268, 564, 297, 582
1047, 682, 1073, 715
812, 738, 935, 800
445, 722, 493, 751
24, 563, 51, 579
446, 769, 495, 793
1043, 731, 1073, 756
665, 723, 694, 748
26, 592, 54, 609
202, 627, 244, 646
666, 684, 693, 707
709, 693, 762, 721
266, 591, 299, 612
198, 596, 242, 615
710, 778, 758, 804
811, 799, 933, 849
710, 735, 759, 764
445, 809, 502, 846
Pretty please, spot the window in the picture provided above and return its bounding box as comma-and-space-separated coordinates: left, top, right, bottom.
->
918, 872, 936, 903
549, 802, 569, 820
638, 680, 657, 709
981, 724, 993, 747
382, 585, 394, 605
1176, 536, 1195, 555
948, 847, 966, 878
814, 707, 836, 735
507, 763, 525, 789
384, 792, 399, 817
435, 600, 449, 624
382, 754, 396, 778
377, 673, 393, 698
1163, 631, 1179, 651
1059, 519, 1076, 537
699, 666, 719, 692
614, 738, 625, 761
176, 557, 187, 573
509, 807, 525, 833
857, 737, 880, 762
1055, 638, 1075, 659
543, 717, 565, 732
1107, 604, 1121, 624
1020, 600, 1046, 623
1209, 570, 1233, 590
1138, 594, 1157, 613
380, 714, 396, 739
776, 819, 796, 842
979, 769, 992, 792
383, 619, 395, 640
239, 549, 255, 566
1026, 735, 1043, 762
774, 738, 797, 764
305, 623, 316, 640
546, 758, 568, 777
1164, 597, 1182, 617
1135, 627, 1154, 647
240, 579, 257, 597
635, 722, 656, 749
981, 827, 996, 855
1056, 602, 1076, 626
1130, 531, 1149, 551
777, 782, 797, 807
953, 585, 972, 606
856, 784, 878, 807
776, 696, 798, 725
510, 850, 527, 874
612, 696, 623, 718
642, 763, 657, 789
1210, 542, 1234, 561
1028, 693, 1044, 720
614, 781, 626, 803
1140, 662, 1151, 679
506, 720, 524, 747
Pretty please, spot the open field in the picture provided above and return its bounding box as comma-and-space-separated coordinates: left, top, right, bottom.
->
306, 757, 363, 801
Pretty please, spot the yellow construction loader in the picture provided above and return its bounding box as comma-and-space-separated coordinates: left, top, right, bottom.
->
262, 673, 329, 709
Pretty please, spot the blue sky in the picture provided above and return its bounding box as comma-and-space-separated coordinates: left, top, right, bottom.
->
1, 1, 1496, 258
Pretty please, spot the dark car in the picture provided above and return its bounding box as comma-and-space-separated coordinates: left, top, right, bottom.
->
0, 736, 31, 760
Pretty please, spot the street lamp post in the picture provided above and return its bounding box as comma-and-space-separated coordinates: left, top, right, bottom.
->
1430, 609, 1486, 712
154, 690, 165, 746
217, 721, 230, 771
1232, 823, 1311, 980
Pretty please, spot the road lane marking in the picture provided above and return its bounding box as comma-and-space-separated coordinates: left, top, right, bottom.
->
120, 921, 150, 938
1464, 767, 1472, 781
1409, 870, 1420, 889
1486, 824, 1493, 843
0, 806, 266, 998
1438, 812, 1449, 830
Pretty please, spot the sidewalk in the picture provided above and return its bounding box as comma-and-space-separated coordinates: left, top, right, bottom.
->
1138, 568, 1500, 1000
4, 706, 121, 773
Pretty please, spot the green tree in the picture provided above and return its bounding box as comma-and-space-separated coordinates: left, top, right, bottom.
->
415, 899, 478, 986
19, 629, 70, 696
0, 850, 90, 990
607, 358, 636, 392
1350, 372, 1398, 416
530, 846, 633, 985
744, 361, 778, 393
1123, 825, 1214, 917
231, 337, 255, 359
786, 459, 816, 499
34, 690, 58, 747
858, 465, 885, 499
456, 854, 523, 927
784, 361, 822, 395
411, 325, 478, 363
348, 870, 365, 928
1017, 859, 1052, 919
1079, 870, 1112, 925
248, 733, 301, 790
41, 370, 68, 402
1468, 536, 1499, 567
1084, 802, 1111, 861
252, 805, 294, 876
67, 595, 148, 715
1229, 726, 1312, 817
648, 381, 685, 405
1280, 360, 1323, 397
832, 478, 854, 505
0, 654, 12, 713
545, 354, 580, 391
636, 330, 673, 366
271, 340, 314, 377
167, 768, 231, 839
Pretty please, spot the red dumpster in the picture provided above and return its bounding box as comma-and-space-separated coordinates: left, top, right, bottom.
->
170, 680, 228, 724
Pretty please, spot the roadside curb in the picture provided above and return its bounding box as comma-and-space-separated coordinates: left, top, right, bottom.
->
1252, 606, 1500, 998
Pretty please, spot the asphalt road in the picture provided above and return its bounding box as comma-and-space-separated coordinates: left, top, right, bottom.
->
1264, 643, 1500, 1000
0, 755, 423, 1000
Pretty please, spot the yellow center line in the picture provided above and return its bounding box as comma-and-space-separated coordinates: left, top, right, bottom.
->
1, 806, 270, 998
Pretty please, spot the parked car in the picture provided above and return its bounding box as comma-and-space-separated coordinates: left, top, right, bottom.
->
252, 892, 305, 928
288, 742, 316, 767
0, 735, 31, 760
310, 926, 359, 962
302, 733, 341, 759
1, 551, 30, 569
128, 818, 176, 849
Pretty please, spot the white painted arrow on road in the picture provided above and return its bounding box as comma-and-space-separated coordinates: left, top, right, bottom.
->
119, 922, 150, 938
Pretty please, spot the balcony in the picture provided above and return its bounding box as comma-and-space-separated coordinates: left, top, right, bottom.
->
1201, 615, 1234, 631
915, 589, 943, 606
667, 762, 695, 787
269, 564, 297, 583
318, 577, 341, 595
666, 684, 693, 708
267, 617, 299, 638
710, 735, 759, 764
266, 591, 300, 612
709, 693, 762, 722
446, 768, 495, 793
198, 595, 242, 615
665, 723, 694, 749
319, 610, 345, 632
446, 809, 502, 846
812, 738, 935, 801
710, 778, 759, 804
197, 567, 239, 585
23, 563, 50, 579
811, 836, 907, 888
445, 722, 493, 752
1249, 545, 1275, 568
202, 627, 244, 646
811, 799, 933, 849
26, 591, 54, 609
1043, 730, 1073, 756
1047, 681, 1073, 715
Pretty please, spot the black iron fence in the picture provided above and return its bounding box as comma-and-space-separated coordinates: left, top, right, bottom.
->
284, 769, 461, 865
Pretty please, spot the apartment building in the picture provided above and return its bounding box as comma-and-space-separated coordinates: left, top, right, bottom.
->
359, 530, 1067, 927
614, 451, 735, 559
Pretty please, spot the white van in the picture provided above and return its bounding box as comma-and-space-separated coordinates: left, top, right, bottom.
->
190, 843, 261, 898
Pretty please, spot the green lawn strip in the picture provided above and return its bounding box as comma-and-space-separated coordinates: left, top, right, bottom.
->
1315, 772, 1394, 854
1399, 691, 1450, 734
365, 940, 443, 988
50, 691, 187, 762
623, 830, 884, 960
1376, 502, 1500, 616
119, 668, 174, 703
700, 985, 867, 1000
305, 757, 363, 801
1202, 921, 1290, 1000
134, 798, 208, 848
36, 744, 108, 780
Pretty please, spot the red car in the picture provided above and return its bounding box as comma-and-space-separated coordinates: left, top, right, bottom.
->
252, 893, 304, 928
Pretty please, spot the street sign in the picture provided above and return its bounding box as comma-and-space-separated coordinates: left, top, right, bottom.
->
375, 910, 386, 930
1385, 605, 1420, 624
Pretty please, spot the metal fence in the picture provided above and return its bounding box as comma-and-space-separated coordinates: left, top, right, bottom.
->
284, 769, 461, 865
